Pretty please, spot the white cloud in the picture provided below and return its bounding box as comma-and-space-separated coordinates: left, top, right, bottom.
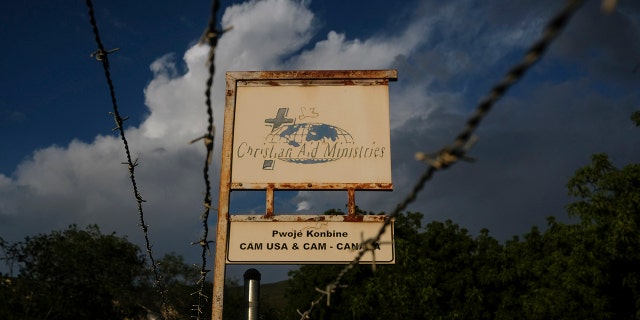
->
140, 46, 210, 147
296, 200, 311, 212
0, 174, 10, 188
285, 6, 432, 70
218, 0, 316, 70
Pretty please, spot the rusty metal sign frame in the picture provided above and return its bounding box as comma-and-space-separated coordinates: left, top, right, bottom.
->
212, 70, 397, 320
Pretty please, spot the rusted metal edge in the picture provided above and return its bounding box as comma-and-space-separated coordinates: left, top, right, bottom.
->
226, 69, 398, 82
229, 214, 391, 223
230, 182, 393, 190
237, 79, 390, 87
347, 187, 356, 217
226, 259, 395, 265
265, 185, 274, 218
211, 71, 242, 320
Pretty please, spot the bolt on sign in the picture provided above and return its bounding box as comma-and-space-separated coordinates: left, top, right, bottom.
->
212, 70, 397, 319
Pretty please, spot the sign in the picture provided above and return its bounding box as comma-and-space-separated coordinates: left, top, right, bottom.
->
227, 215, 394, 264
213, 71, 397, 319
226, 70, 395, 190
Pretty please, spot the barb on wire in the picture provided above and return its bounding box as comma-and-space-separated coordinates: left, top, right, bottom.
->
315, 285, 335, 306
297, 307, 312, 319
109, 111, 129, 131
295, 1, 586, 318
415, 135, 478, 169
85, 0, 168, 314
358, 231, 392, 272
191, 0, 222, 319
199, 4, 233, 67
90, 47, 120, 61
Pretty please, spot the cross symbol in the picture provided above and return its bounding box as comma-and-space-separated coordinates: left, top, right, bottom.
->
265, 108, 294, 131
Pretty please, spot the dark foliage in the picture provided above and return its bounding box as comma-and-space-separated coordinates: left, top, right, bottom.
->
285, 153, 640, 319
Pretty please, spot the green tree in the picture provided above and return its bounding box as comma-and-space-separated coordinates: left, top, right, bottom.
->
492, 150, 640, 320
496, 219, 609, 320
0, 224, 147, 319
0, 227, 278, 320
285, 212, 494, 320
566, 153, 640, 319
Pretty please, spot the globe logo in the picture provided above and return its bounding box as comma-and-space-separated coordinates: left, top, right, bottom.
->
263, 108, 355, 164
268, 123, 354, 164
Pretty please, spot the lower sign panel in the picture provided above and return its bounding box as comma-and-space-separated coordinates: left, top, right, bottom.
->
227, 215, 395, 264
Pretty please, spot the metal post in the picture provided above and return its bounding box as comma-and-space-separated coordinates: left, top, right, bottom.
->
266, 184, 274, 217
243, 268, 261, 320
212, 74, 238, 320
347, 187, 356, 216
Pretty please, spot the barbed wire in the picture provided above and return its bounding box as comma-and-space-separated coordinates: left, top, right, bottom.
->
188, 0, 221, 319
84, 0, 169, 315
296, 0, 589, 318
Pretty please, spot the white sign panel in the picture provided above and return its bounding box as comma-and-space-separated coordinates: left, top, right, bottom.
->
231, 83, 391, 187
227, 215, 395, 264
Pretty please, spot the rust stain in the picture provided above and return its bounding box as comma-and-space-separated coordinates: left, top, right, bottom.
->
230, 182, 392, 190
303, 216, 326, 222
230, 70, 397, 82
226, 89, 234, 96
342, 215, 365, 222
230, 214, 389, 223
265, 184, 275, 218
347, 188, 356, 217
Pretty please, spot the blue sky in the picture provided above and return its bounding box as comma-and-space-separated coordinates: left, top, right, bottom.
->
1, 0, 639, 283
